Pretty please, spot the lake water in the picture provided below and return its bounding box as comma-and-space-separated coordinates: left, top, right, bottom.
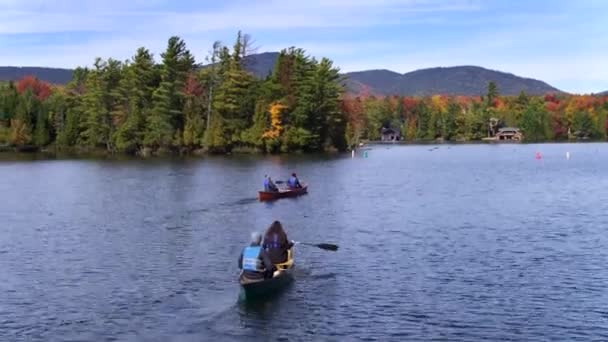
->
2, 143, 608, 341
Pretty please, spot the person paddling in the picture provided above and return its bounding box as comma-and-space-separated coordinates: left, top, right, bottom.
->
238, 232, 276, 280
263, 221, 294, 264
286, 173, 302, 189
264, 175, 279, 192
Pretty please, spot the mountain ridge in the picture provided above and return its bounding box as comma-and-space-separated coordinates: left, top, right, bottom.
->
0, 52, 565, 96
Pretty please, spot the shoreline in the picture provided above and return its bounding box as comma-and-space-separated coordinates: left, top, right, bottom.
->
0, 139, 605, 160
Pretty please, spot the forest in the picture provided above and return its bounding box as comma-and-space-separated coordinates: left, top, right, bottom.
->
1, 33, 607, 155
343, 85, 608, 145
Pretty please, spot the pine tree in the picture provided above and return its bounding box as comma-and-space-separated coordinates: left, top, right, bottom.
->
486, 81, 499, 107
145, 37, 194, 149
80, 58, 117, 150
244, 101, 270, 150
56, 107, 80, 146
114, 48, 157, 153
415, 100, 430, 140
310, 58, 344, 150
280, 49, 322, 150
55, 68, 88, 146
212, 32, 256, 146
182, 73, 205, 147
444, 100, 459, 140
203, 113, 227, 152
519, 98, 550, 141
10, 89, 38, 146
0, 81, 19, 121
34, 109, 50, 146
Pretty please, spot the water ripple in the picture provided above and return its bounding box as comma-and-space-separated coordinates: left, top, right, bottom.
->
2, 144, 608, 341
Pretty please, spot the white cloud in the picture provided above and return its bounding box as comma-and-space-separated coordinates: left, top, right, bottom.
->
0, 34, 217, 67
0, 0, 481, 66
0, 0, 480, 34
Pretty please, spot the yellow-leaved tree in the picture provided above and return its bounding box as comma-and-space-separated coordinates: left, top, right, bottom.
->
262, 102, 286, 139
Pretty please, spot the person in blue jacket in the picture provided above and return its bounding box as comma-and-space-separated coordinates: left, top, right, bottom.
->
286, 173, 302, 189
264, 175, 279, 192
238, 232, 276, 280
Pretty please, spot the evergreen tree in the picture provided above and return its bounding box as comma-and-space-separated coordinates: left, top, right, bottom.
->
182, 73, 206, 147
55, 67, 88, 146
114, 48, 157, 152
519, 99, 550, 141
56, 107, 80, 146
80, 58, 116, 150
145, 37, 194, 149
487, 81, 498, 105
444, 100, 459, 140
34, 109, 50, 146
203, 112, 228, 152
415, 100, 431, 140
213, 32, 256, 145
0, 81, 19, 121
315, 58, 345, 150
571, 111, 594, 138
10, 89, 37, 145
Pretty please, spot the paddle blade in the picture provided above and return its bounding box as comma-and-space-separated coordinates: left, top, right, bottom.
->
296, 241, 339, 251
316, 243, 338, 251
274, 180, 285, 184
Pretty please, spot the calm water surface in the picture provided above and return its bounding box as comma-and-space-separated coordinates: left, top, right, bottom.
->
2, 143, 608, 341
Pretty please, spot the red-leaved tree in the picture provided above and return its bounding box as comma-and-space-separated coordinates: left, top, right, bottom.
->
16, 76, 52, 101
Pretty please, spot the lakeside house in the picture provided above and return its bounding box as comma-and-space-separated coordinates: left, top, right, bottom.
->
482, 127, 523, 141
380, 127, 401, 142
495, 127, 523, 141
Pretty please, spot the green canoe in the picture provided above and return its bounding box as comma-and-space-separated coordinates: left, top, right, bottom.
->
239, 249, 294, 300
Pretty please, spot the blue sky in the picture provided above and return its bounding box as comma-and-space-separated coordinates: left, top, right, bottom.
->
0, 0, 606, 93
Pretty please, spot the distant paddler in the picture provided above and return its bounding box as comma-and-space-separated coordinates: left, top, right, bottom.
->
286, 173, 303, 189
263, 175, 279, 192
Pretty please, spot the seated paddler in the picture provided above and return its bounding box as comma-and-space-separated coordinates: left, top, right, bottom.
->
286, 172, 302, 189
238, 232, 276, 280
264, 175, 279, 192
263, 220, 295, 264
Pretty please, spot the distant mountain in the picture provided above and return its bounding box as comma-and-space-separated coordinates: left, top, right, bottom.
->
199, 52, 278, 78
0, 66, 73, 85
233, 55, 562, 96
241, 52, 279, 78
0, 53, 278, 86
0, 54, 563, 96
341, 69, 403, 95
344, 66, 561, 96
597, 90, 608, 96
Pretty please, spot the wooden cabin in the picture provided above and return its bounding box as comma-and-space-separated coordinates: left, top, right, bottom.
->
380, 127, 400, 142
495, 127, 523, 141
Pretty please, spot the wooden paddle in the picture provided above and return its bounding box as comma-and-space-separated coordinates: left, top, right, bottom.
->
295, 241, 339, 251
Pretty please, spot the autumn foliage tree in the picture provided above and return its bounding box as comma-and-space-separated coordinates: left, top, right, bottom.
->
16, 76, 51, 101
262, 102, 285, 139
